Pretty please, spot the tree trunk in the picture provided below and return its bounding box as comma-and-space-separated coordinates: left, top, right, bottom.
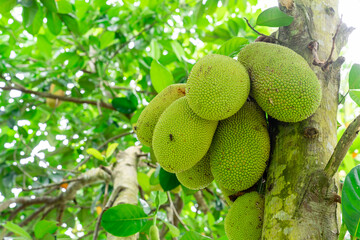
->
107, 146, 141, 240
262, 0, 352, 239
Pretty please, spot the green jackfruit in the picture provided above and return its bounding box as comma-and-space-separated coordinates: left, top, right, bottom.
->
186, 54, 250, 120
210, 100, 270, 192
176, 152, 214, 190
238, 42, 322, 122
135, 84, 186, 147
224, 192, 264, 240
153, 97, 218, 173
149, 225, 160, 240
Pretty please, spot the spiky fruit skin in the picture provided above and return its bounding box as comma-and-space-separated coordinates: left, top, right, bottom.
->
176, 152, 214, 190
224, 192, 264, 240
135, 84, 186, 147
210, 100, 270, 192
149, 225, 160, 240
186, 54, 250, 121
153, 97, 218, 173
238, 42, 322, 122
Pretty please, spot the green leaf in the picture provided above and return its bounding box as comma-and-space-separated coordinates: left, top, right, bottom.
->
18, 126, 28, 138
256, 7, 294, 27
159, 167, 180, 191
149, 166, 160, 185
180, 231, 212, 240
40, 0, 57, 12
3, 222, 32, 240
150, 60, 174, 93
57, 0, 73, 14
338, 222, 347, 240
149, 39, 161, 60
46, 10, 62, 35
349, 64, 360, 90
112, 94, 138, 114
165, 222, 180, 237
341, 165, 360, 238
22, 2, 38, 28
101, 204, 149, 237
59, 14, 81, 36
23, 2, 43, 35
0, 0, 17, 15
171, 41, 185, 61
150, 191, 167, 207
137, 172, 151, 192
227, 19, 239, 36
18, 0, 33, 7
86, 148, 104, 160
350, 90, 360, 107
100, 31, 115, 49
106, 143, 119, 158
217, 37, 249, 57
34, 220, 58, 238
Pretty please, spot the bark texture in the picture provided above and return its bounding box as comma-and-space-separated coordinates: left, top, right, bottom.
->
107, 146, 141, 240
262, 1, 352, 239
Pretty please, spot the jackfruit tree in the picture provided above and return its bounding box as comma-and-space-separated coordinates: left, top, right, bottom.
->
0, 0, 360, 240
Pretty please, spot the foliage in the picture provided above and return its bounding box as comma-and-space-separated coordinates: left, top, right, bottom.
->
0, 0, 359, 239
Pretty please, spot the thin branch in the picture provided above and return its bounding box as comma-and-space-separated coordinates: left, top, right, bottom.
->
322, 17, 342, 70
324, 114, 360, 178
104, 22, 158, 72
102, 82, 156, 95
0, 168, 111, 214
166, 192, 189, 231
57, 204, 65, 226
308, 18, 342, 71
194, 191, 209, 214
244, 18, 285, 44
0, 85, 115, 111
22, 178, 82, 192
19, 205, 49, 227
99, 166, 112, 178
93, 187, 124, 240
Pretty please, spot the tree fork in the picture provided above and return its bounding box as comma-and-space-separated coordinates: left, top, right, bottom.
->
262, 0, 353, 239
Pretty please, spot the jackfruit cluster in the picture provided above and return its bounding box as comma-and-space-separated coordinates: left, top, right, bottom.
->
238, 42, 322, 122
134, 43, 321, 239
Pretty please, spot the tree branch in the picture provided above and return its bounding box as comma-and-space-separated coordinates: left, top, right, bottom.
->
0, 85, 115, 111
308, 18, 342, 71
324, 114, 360, 178
0, 168, 111, 214
93, 186, 124, 240
167, 192, 189, 231
244, 18, 285, 44
21, 178, 82, 192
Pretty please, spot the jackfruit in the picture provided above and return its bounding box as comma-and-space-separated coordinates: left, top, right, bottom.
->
46, 83, 65, 108
152, 97, 218, 173
224, 192, 264, 240
176, 152, 214, 190
186, 54, 250, 121
210, 100, 270, 192
237, 42, 322, 122
135, 84, 186, 147
149, 225, 160, 240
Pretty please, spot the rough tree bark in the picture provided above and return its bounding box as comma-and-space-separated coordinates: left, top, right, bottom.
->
262, 0, 353, 239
